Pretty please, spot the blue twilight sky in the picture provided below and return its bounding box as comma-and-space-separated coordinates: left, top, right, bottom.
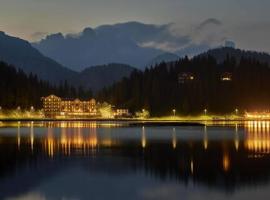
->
0, 0, 270, 52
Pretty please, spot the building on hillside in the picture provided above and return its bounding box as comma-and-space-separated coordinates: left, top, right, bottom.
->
41, 95, 98, 118
178, 72, 195, 84
220, 72, 233, 81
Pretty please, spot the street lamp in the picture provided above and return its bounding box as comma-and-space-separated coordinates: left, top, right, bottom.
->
204, 109, 207, 116
172, 109, 176, 117
235, 108, 239, 115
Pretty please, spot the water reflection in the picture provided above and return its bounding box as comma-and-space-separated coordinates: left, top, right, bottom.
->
245, 121, 270, 154
0, 121, 270, 199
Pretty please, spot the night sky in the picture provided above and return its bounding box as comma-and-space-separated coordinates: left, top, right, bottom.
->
0, 0, 269, 52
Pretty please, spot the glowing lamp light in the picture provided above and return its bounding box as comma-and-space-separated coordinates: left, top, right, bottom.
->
172, 109, 176, 116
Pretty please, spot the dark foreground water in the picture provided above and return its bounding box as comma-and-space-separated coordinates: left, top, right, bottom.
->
0, 121, 270, 200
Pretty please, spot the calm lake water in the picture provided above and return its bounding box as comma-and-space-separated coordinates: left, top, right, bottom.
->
0, 121, 270, 200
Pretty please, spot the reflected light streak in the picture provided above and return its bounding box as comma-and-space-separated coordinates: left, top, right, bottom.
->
172, 128, 177, 149
17, 122, 21, 150
190, 160, 194, 174
142, 126, 146, 148
244, 121, 270, 154
30, 121, 34, 151
223, 153, 230, 172
203, 126, 208, 150
47, 127, 54, 157
234, 123, 239, 151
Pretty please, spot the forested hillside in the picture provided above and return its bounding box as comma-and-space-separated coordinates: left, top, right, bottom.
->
97, 56, 270, 116
0, 62, 92, 109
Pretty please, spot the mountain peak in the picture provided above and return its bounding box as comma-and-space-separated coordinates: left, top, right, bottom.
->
0, 31, 76, 83
45, 33, 64, 41
82, 27, 96, 37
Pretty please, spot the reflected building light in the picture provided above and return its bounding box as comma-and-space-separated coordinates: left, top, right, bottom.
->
234, 123, 239, 151
45, 121, 98, 128
88, 127, 98, 148
47, 127, 54, 157
42, 123, 121, 156
61, 125, 68, 155
244, 121, 270, 154
172, 128, 177, 149
142, 126, 146, 148
203, 126, 208, 150
223, 153, 230, 172
17, 122, 21, 150
234, 139, 239, 151
30, 121, 34, 151
59, 125, 99, 151
68, 140, 71, 156
190, 160, 194, 175
47, 137, 54, 157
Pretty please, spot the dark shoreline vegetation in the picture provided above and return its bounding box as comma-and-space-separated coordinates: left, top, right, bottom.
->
0, 61, 92, 109
98, 55, 270, 116
1, 52, 270, 117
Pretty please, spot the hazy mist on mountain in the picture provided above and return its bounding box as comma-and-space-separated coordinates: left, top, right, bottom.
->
33, 20, 224, 71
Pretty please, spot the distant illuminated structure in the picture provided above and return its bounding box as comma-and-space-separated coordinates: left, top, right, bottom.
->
41, 95, 98, 118
178, 72, 195, 84
244, 121, 270, 154
114, 109, 130, 118
244, 112, 270, 120
220, 72, 233, 81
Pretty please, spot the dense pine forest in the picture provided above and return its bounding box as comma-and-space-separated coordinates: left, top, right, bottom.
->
0, 62, 92, 109
97, 55, 270, 116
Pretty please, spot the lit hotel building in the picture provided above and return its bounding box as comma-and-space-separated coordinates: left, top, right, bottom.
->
41, 95, 98, 118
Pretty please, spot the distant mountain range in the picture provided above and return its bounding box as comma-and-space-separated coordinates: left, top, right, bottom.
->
75, 63, 136, 92
0, 31, 136, 92
33, 22, 207, 71
1, 28, 270, 94
0, 31, 76, 83
32, 22, 166, 71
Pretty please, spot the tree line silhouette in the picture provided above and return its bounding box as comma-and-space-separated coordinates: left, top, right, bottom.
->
0, 62, 92, 109
97, 55, 270, 116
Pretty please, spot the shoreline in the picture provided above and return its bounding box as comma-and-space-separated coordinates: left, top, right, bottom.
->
0, 117, 268, 123
0, 117, 268, 122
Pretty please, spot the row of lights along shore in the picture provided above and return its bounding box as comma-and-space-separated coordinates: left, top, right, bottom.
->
0, 106, 35, 111
170, 108, 239, 116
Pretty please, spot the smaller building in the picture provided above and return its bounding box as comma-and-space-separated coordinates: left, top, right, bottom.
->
178, 72, 195, 84
114, 109, 130, 118
220, 72, 233, 81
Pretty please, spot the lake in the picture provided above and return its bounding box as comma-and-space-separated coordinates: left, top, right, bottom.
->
0, 121, 270, 200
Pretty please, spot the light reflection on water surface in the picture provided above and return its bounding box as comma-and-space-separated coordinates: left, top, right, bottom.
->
1, 121, 270, 200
